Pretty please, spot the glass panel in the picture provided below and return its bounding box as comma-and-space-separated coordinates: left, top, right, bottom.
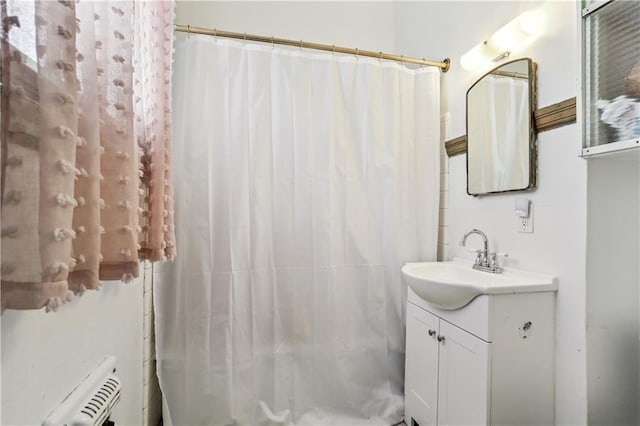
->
584, 0, 640, 148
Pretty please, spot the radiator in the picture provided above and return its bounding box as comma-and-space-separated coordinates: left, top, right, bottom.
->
42, 356, 121, 426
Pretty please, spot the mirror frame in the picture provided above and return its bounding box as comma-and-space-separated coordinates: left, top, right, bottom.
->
465, 57, 538, 196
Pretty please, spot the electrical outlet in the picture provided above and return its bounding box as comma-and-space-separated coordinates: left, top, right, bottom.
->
517, 206, 534, 233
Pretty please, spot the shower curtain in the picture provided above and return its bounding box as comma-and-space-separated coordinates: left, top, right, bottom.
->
155, 36, 440, 426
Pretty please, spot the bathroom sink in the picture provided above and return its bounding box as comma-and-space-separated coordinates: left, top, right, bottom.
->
402, 258, 557, 310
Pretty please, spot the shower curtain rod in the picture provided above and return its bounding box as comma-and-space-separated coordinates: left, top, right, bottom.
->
174, 24, 451, 72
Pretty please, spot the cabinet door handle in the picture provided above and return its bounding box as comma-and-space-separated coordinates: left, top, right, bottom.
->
428, 329, 436, 337
437, 335, 445, 343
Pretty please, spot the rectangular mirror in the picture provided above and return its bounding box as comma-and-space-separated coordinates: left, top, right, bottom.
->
466, 58, 537, 195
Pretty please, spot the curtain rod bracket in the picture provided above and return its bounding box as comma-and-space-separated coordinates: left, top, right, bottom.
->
441, 58, 451, 73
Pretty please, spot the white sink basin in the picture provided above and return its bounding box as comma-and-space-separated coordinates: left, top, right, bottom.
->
402, 258, 557, 310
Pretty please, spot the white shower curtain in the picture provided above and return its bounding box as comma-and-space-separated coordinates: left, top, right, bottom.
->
155, 36, 440, 426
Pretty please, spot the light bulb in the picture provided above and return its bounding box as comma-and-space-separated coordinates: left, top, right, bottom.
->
518, 10, 545, 37
489, 24, 523, 53
460, 42, 495, 71
460, 8, 545, 71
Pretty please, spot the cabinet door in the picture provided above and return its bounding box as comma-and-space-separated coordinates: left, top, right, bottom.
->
437, 321, 490, 426
405, 303, 440, 426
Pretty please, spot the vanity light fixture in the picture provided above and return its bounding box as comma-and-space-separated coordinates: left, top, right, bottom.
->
460, 10, 545, 71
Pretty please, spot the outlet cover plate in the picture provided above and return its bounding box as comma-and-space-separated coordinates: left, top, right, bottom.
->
517, 206, 534, 233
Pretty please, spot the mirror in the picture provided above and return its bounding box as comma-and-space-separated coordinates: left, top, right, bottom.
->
466, 58, 537, 195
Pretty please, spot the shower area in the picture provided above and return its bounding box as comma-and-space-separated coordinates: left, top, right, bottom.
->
153, 3, 443, 425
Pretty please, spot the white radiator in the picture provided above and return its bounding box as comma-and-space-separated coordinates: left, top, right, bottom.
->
42, 356, 121, 426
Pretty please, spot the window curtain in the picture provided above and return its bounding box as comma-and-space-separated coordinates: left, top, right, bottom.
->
0, 0, 175, 311
155, 36, 440, 426
134, 0, 176, 263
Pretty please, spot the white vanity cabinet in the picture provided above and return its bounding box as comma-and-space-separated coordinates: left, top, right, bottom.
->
406, 302, 490, 426
405, 288, 555, 426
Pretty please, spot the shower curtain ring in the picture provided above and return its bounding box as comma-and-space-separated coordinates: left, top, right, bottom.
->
271, 36, 275, 50
379, 51, 383, 62
244, 32, 247, 42
187, 25, 190, 39
332, 45, 336, 54
214, 28, 217, 41
299, 40, 303, 51
356, 48, 359, 59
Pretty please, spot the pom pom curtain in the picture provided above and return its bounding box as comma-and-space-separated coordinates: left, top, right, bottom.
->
134, 1, 176, 262
0, 0, 175, 311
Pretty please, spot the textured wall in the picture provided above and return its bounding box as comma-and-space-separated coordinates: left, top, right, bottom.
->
1, 276, 144, 425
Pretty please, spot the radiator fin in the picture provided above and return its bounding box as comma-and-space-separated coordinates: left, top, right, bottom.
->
42, 356, 121, 426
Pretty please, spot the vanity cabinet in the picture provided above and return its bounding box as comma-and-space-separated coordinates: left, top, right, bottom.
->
406, 303, 489, 426
404, 288, 555, 426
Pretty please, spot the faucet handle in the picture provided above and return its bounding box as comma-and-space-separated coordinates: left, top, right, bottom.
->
473, 249, 483, 265
490, 252, 508, 266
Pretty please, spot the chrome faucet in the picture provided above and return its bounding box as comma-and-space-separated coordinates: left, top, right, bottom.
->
459, 229, 505, 274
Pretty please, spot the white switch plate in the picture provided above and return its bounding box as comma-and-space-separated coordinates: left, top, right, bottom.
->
517, 205, 534, 233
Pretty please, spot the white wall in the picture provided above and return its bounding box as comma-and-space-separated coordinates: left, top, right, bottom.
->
394, 1, 587, 424
1, 274, 144, 425
586, 155, 640, 425
438, 113, 451, 261
175, 1, 396, 53
143, 262, 162, 426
